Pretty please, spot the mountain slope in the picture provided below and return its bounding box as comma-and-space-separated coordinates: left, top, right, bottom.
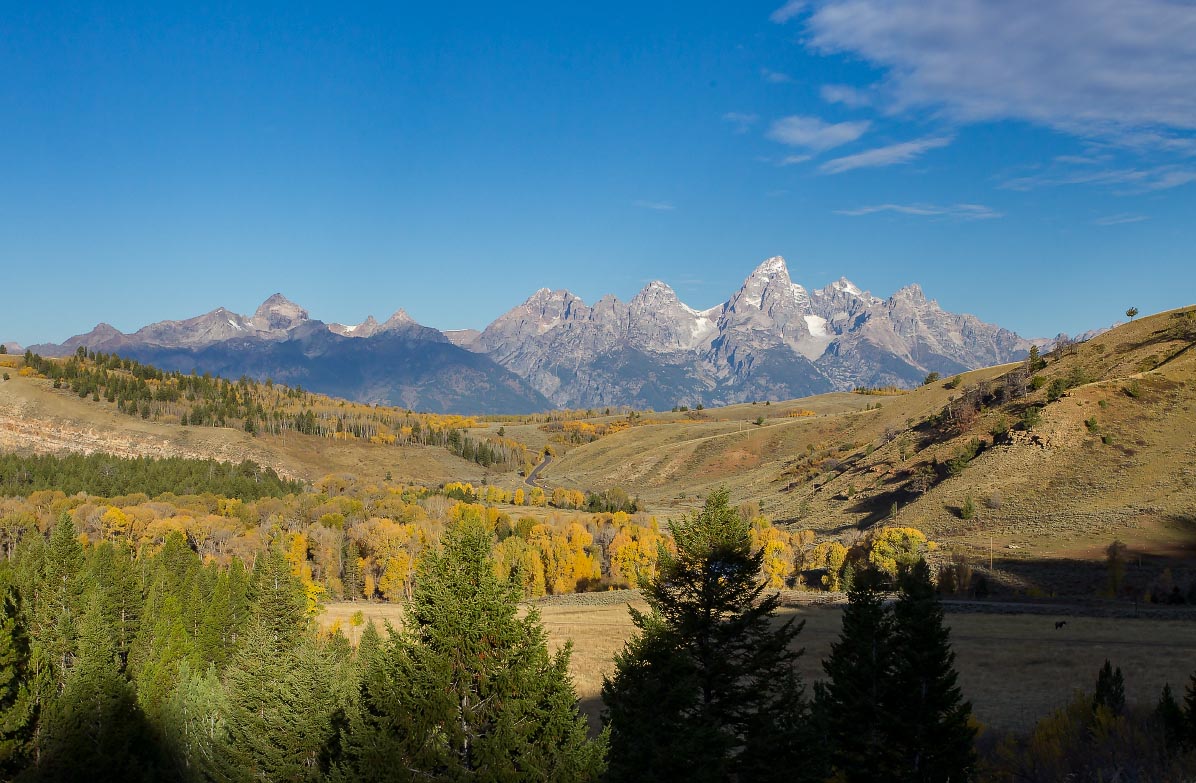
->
31, 296, 550, 414
472, 256, 1033, 407
29, 258, 1035, 412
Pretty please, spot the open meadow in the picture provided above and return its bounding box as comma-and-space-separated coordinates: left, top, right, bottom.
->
323, 595, 1196, 735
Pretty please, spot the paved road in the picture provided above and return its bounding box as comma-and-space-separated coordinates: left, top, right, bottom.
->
525, 453, 552, 486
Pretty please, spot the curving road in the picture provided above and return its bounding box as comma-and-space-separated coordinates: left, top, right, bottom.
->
525, 453, 552, 486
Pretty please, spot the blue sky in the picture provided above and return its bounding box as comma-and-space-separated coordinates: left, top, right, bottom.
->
2, 0, 1194, 346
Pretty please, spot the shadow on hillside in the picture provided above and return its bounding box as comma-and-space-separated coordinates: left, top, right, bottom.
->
846, 487, 918, 531
987, 552, 1196, 600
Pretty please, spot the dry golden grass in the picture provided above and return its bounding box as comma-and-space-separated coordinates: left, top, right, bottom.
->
0, 370, 485, 486
322, 597, 1196, 735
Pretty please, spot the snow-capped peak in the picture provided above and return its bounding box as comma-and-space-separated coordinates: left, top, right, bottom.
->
831, 277, 863, 297
752, 255, 789, 278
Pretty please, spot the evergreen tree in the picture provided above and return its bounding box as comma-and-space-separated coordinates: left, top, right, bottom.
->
338, 515, 604, 782
889, 560, 976, 782
32, 515, 86, 698
1157, 683, 1185, 752
218, 548, 339, 782
1093, 659, 1126, 716
0, 588, 33, 773
818, 583, 900, 782
602, 488, 812, 783
1183, 672, 1196, 748
342, 540, 364, 601
81, 542, 141, 664
159, 661, 230, 782
33, 593, 161, 782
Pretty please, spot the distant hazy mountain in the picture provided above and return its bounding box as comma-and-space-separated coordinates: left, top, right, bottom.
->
30, 295, 550, 415
30, 257, 1036, 412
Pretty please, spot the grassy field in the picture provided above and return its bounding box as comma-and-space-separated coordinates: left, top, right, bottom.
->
0, 368, 492, 486
322, 596, 1196, 735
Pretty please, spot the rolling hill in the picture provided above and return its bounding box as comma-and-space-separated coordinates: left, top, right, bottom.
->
3, 305, 1193, 595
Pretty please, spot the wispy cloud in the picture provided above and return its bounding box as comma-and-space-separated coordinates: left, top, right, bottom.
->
820, 84, 873, 108
836, 203, 1002, 220
761, 68, 793, 84
633, 200, 676, 211
770, 0, 806, 24
819, 135, 953, 174
722, 112, 759, 134
766, 115, 870, 152
799, 0, 1196, 148
1094, 213, 1150, 226
1001, 163, 1196, 193
779, 154, 812, 166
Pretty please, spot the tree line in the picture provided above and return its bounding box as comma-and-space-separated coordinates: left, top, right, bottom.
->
3, 490, 1191, 780
0, 453, 302, 500
20, 349, 530, 471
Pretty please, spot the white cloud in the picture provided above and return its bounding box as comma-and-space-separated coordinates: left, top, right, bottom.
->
1094, 213, 1150, 226
770, 0, 806, 23
836, 203, 1002, 220
766, 115, 870, 151
779, 154, 813, 166
633, 200, 676, 211
761, 68, 793, 84
722, 112, 759, 134
800, 0, 1196, 146
819, 135, 953, 174
820, 84, 873, 108
1001, 163, 1196, 193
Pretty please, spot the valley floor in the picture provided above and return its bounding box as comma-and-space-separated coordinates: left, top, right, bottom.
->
322, 594, 1196, 736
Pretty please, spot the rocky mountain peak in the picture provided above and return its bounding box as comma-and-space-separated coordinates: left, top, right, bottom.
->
252, 294, 309, 331
892, 283, 928, 303
732, 255, 809, 312
385, 309, 415, 326
828, 277, 864, 297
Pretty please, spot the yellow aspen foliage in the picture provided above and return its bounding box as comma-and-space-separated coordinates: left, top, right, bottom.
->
748, 517, 795, 590
285, 531, 327, 615
513, 488, 525, 506
807, 541, 848, 590
140, 517, 189, 549
609, 523, 670, 588
378, 551, 414, 601
493, 535, 546, 597
864, 526, 931, 577
363, 569, 377, 600
528, 487, 547, 507
101, 506, 133, 542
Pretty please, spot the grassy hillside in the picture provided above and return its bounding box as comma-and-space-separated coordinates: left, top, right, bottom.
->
0, 352, 494, 487
542, 306, 1196, 594
3, 306, 1193, 595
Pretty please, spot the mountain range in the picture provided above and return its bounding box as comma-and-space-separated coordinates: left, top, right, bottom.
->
26, 257, 1037, 413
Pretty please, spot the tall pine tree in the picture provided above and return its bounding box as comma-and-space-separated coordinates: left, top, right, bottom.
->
218, 547, 340, 782
889, 560, 976, 782
33, 592, 162, 782
818, 582, 900, 782
0, 587, 33, 774
820, 560, 976, 783
602, 488, 813, 783
337, 515, 604, 782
